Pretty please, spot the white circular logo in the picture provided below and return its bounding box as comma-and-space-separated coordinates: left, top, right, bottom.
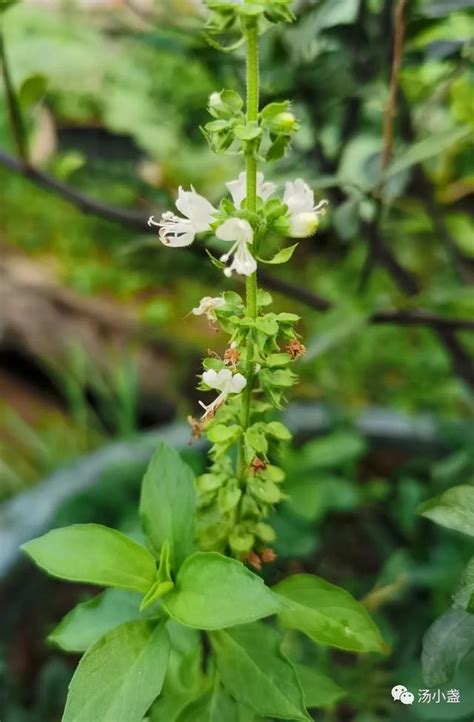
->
391, 685, 407, 701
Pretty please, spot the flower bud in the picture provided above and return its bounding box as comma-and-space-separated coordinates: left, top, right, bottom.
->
229, 525, 255, 554
255, 522, 277, 544
218, 480, 241, 512
288, 211, 319, 238
269, 111, 298, 135
208, 89, 243, 119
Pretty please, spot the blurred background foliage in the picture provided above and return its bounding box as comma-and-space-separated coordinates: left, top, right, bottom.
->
0, 0, 473, 719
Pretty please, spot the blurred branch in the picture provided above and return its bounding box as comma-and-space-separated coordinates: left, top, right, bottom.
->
414, 166, 473, 283
360, 0, 407, 290
435, 328, 474, 388
381, 0, 406, 171
1, 148, 473, 335
123, 0, 158, 26
0, 30, 28, 162
356, 3, 474, 389
0, 148, 146, 229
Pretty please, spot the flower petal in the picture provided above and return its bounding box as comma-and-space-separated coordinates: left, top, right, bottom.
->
202, 369, 219, 389
231, 241, 257, 276
215, 368, 233, 390
192, 296, 225, 321
158, 213, 196, 247
216, 218, 253, 245
257, 172, 277, 201
283, 179, 314, 216
226, 172, 276, 209
226, 172, 247, 208
229, 373, 247, 393
175, 187, 217, 232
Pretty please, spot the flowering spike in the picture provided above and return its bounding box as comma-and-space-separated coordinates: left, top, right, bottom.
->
150, 0, 328, 557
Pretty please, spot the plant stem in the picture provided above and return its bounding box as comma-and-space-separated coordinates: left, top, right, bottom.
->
0, 29, 29, 162
239, 21, 259, 480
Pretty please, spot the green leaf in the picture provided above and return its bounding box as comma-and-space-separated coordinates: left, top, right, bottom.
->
259, 244, 298, 265
310, 0, 360, 30
260, 101, 290, 120
255, 316, 279, 335
249, 478, 283, 504
150, 693, 197, 722
163, 552, 283, 629
234, 123, 263, 141
207, 424, 242, 444
0, 0, 19, 14
419, 485, 474, 537
140, 442, 196, 569
164, 621, 203, 694
294, 432, 366, 469
266, 421, 292, 441
385, 127, 471, 179
22, 524, 156, 594
257, 289, 273, 306
220, 89, 244, 111
218, 480, 242, 513
295, 665, 345, 708
410, 13, 473, 47
246, 424, 269, 454
206, 119, 231, 132
237, 706, 261, 722
266, 369, 297, 388
266, 353, 291, 367
49, 589, 142, 653
177, 683, 238, 722
274, 574, 385, 653
211, 622, 310, 721
63, 620, 169, 722
208, 88, 244, 118
266, 135, 291, 162
151, 621, 204, 721
422, 608, 474, 687
453, 556, 474, 610
18, 74, 48, 111
420, 0, 474, 17
141, 540, 175, 611
276, 313, 300, 323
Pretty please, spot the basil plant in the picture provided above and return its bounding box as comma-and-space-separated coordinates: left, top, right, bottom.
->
22, 2, 385, 720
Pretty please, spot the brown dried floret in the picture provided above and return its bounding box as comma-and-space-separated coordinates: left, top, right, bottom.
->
224, 346, 241, 368
187, 415, 203, 442
283, 339, 306, 360
249, 456, 267, 475
261, 547, 277, 564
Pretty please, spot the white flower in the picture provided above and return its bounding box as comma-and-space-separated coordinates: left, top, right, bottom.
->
216, 218, 256, 277
148, 186, 217, 247
283, 179, 328, 238
226, 171, 276, 209
199, 368, 247, 420
192, 296, 225, 322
